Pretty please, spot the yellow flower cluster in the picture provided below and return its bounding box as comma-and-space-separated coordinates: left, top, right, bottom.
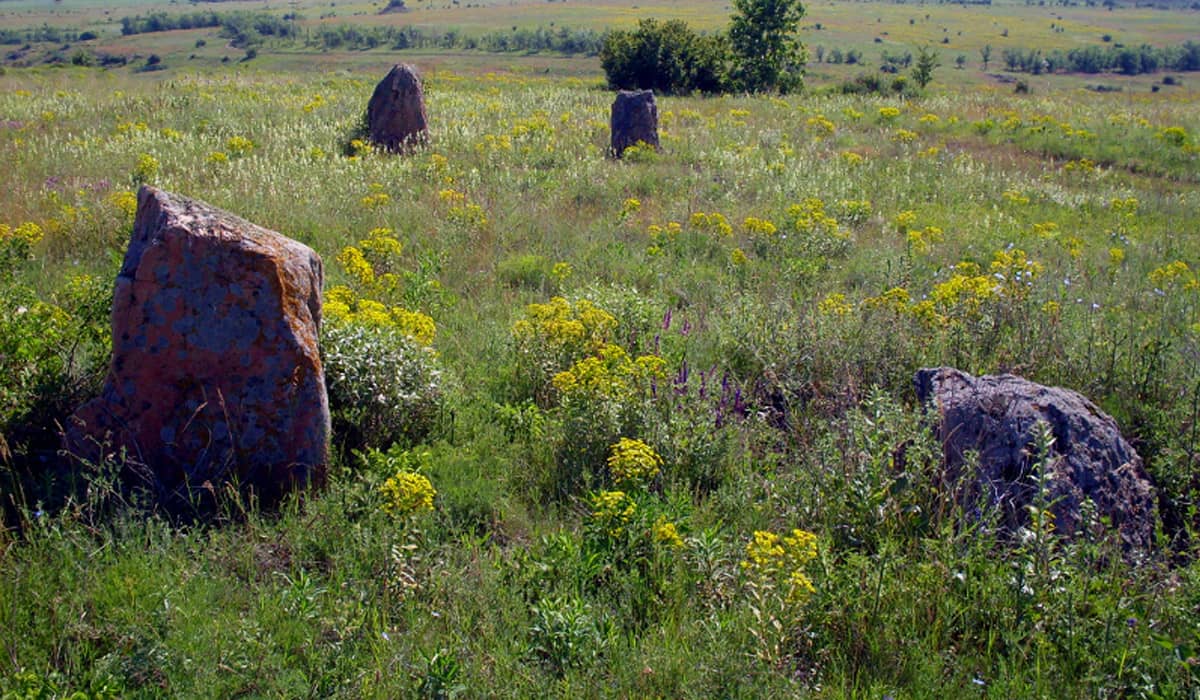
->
510, 112, 553, 139
862, 286, 911, 314
1002, 189, 1031, 205
1149, 261, 1198, 292
133, 153, 159, 183
892, 128, 919, 144
225, 135, 255, 157
647, 221, 683, 244
787, 198, 840, 237
551, 261, 573, 282
439, 188, 488, 228
380, 470, 436, 517
107, 190, 138, 218
607, 437, 663, 486
621, 198, 642, 216
337, 246, 376, 287
878, 106, 902, 121
929, 267, 1000, 317
653, 516, 684, 548
806, 114, 835, 137
1111, 197, 1140, 216
302, 94, 326, 113
324, 286, 437, 346
690, 212, 733, 237
512, 296, 617, 356
840, 151, 864, 165
1, 221, 44, 247
906, 225, 943, 254
743, 216, 778, 237
835, 199, 872, 224
591, 490, 636, 537
741, 529, 819, 605
115, 120, 149, 135
817, 293, 854, 317
551, 344, 667, 401
1158, 126, 1189, 147
361, 183, 391, 209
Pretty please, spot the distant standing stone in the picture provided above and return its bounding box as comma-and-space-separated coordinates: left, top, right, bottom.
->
915, 366, 1158, 554
610, 89, 659, 158
65, 186, 330, 506
367, 63, 429, 152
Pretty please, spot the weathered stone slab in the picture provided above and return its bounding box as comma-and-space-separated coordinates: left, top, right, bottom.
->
66, 186, 329, 505
610, 89, 659, 158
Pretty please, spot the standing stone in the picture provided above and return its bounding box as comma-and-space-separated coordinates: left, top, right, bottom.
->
915, 367, 1158, 554
367, 63, 429, 152
610, 89, 659, 158
65, 186, 329, 505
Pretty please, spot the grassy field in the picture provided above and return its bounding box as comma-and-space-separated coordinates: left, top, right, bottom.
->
2, 0, 1200, 697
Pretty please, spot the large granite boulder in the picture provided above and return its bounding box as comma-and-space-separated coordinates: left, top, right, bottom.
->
65, 186, 329, 505
915, 367, 1157, 553
367, 63, 429, 152
610, 89, 659, 158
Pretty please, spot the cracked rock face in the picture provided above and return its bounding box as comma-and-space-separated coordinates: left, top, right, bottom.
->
610, 89, 659, 158
66, 186, 329, 505
916, 366, 1157, 554
367, 63, 429, 152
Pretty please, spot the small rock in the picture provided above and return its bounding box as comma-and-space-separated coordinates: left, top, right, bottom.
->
916, 366, 1157, 553
367, 63, 429, 152
65, 186, 329, 506
610, 89, 659, 158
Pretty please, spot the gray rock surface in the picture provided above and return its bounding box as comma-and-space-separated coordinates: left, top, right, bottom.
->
916, 366, 1157, 553
610, 89, 659, 158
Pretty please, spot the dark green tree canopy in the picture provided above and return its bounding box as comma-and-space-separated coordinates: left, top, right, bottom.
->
599, 19, 728, 94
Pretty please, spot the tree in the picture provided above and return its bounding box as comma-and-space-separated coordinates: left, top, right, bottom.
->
728, 0, 806, 93
912, 45, 940, 89
600, 19, 729, 94
980, 43, 992, 70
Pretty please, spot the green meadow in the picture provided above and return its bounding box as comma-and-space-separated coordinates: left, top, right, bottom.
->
2, 0, 1200, 696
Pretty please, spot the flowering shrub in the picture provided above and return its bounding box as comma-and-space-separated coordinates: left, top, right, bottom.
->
510, 296, 618, 404
607, 437, 662, 486
741, 529, 818, 604
321, 320, 444, 451
380, 469, 437, 517
324, 286, 435, 346
590, 489, 636, 537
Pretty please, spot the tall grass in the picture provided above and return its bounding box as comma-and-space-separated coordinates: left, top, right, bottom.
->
1, 63, 1198, 696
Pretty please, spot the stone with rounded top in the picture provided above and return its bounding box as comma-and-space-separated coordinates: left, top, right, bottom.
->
916, 366, 1157, 555
367, 63, 429, 152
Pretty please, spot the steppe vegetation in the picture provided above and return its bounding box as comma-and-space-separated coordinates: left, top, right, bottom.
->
1, 0, 1200, 696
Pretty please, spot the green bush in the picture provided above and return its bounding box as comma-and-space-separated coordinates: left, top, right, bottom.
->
321, 319, 446, 452
600, 19, 729, 94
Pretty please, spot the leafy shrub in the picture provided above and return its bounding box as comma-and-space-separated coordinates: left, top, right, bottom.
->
509, 295, 617, 405
321, 320, 445, 452
527, 596, 609, 674
600, 19, 728, 94
496, 253, 551, 290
